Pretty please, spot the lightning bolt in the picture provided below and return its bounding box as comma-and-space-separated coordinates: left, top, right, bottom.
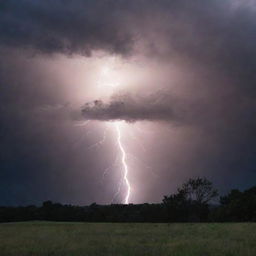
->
114, 122, 131, 204
100, 154, 119, 184
87, 127, 107, 150
77, 120, 132, 204
81, 59, 133, 204
111, 175, 124, 204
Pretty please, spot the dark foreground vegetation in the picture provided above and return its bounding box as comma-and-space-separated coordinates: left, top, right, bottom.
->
0, 222, 255, 256
1, 178, 255, 222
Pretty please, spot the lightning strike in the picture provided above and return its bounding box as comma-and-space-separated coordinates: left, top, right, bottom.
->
91, 60, 132, 204
100, 155, 119, 184
87, 126, 107, 150
115, 122, 131, 204
74, 120, 91, 127
111, 176, 124, 204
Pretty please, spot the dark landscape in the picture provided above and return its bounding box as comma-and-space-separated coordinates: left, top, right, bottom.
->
1, 222, 255, 256
1, 178, 256, 223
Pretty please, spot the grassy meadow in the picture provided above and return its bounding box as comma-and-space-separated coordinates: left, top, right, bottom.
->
0, 222, 255, 256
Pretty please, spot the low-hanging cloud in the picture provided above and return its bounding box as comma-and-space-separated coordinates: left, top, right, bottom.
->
81, 93, 188, 123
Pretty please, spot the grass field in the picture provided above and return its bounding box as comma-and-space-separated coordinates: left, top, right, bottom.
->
0, 222, 255, 256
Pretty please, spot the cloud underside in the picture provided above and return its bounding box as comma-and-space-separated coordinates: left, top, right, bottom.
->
81, 95, 179, 122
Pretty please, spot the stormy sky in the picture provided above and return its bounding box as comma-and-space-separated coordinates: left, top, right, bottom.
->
1, 0, 256, 206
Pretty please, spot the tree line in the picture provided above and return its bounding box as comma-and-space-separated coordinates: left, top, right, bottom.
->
0, 178, 255, 222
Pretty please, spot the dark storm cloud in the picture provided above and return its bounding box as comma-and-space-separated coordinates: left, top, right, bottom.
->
1, 0, 256, 70
81, 92, 206, 125
81, 93, 183, 122
0, 0, 135, 55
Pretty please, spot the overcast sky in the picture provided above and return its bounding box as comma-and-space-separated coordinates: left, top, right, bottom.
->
1, 0, 256, 206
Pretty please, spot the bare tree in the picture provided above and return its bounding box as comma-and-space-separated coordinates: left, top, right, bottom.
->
179, 177, 218, 204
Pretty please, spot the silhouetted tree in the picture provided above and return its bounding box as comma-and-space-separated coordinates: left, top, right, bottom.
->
1, 181, 255, 223
179, 177, 218, 204
163, 189, 189, 221
215, 186, 256, 221
163, 177, 218, 221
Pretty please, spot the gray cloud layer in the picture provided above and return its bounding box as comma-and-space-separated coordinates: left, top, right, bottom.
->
0, 0, 135, 55
81, 93, 184, 123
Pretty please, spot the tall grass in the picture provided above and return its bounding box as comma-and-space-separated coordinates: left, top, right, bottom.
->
0, 222, 255, 256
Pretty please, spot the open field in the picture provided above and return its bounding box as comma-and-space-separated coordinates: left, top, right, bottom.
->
0, 222, 255, 256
